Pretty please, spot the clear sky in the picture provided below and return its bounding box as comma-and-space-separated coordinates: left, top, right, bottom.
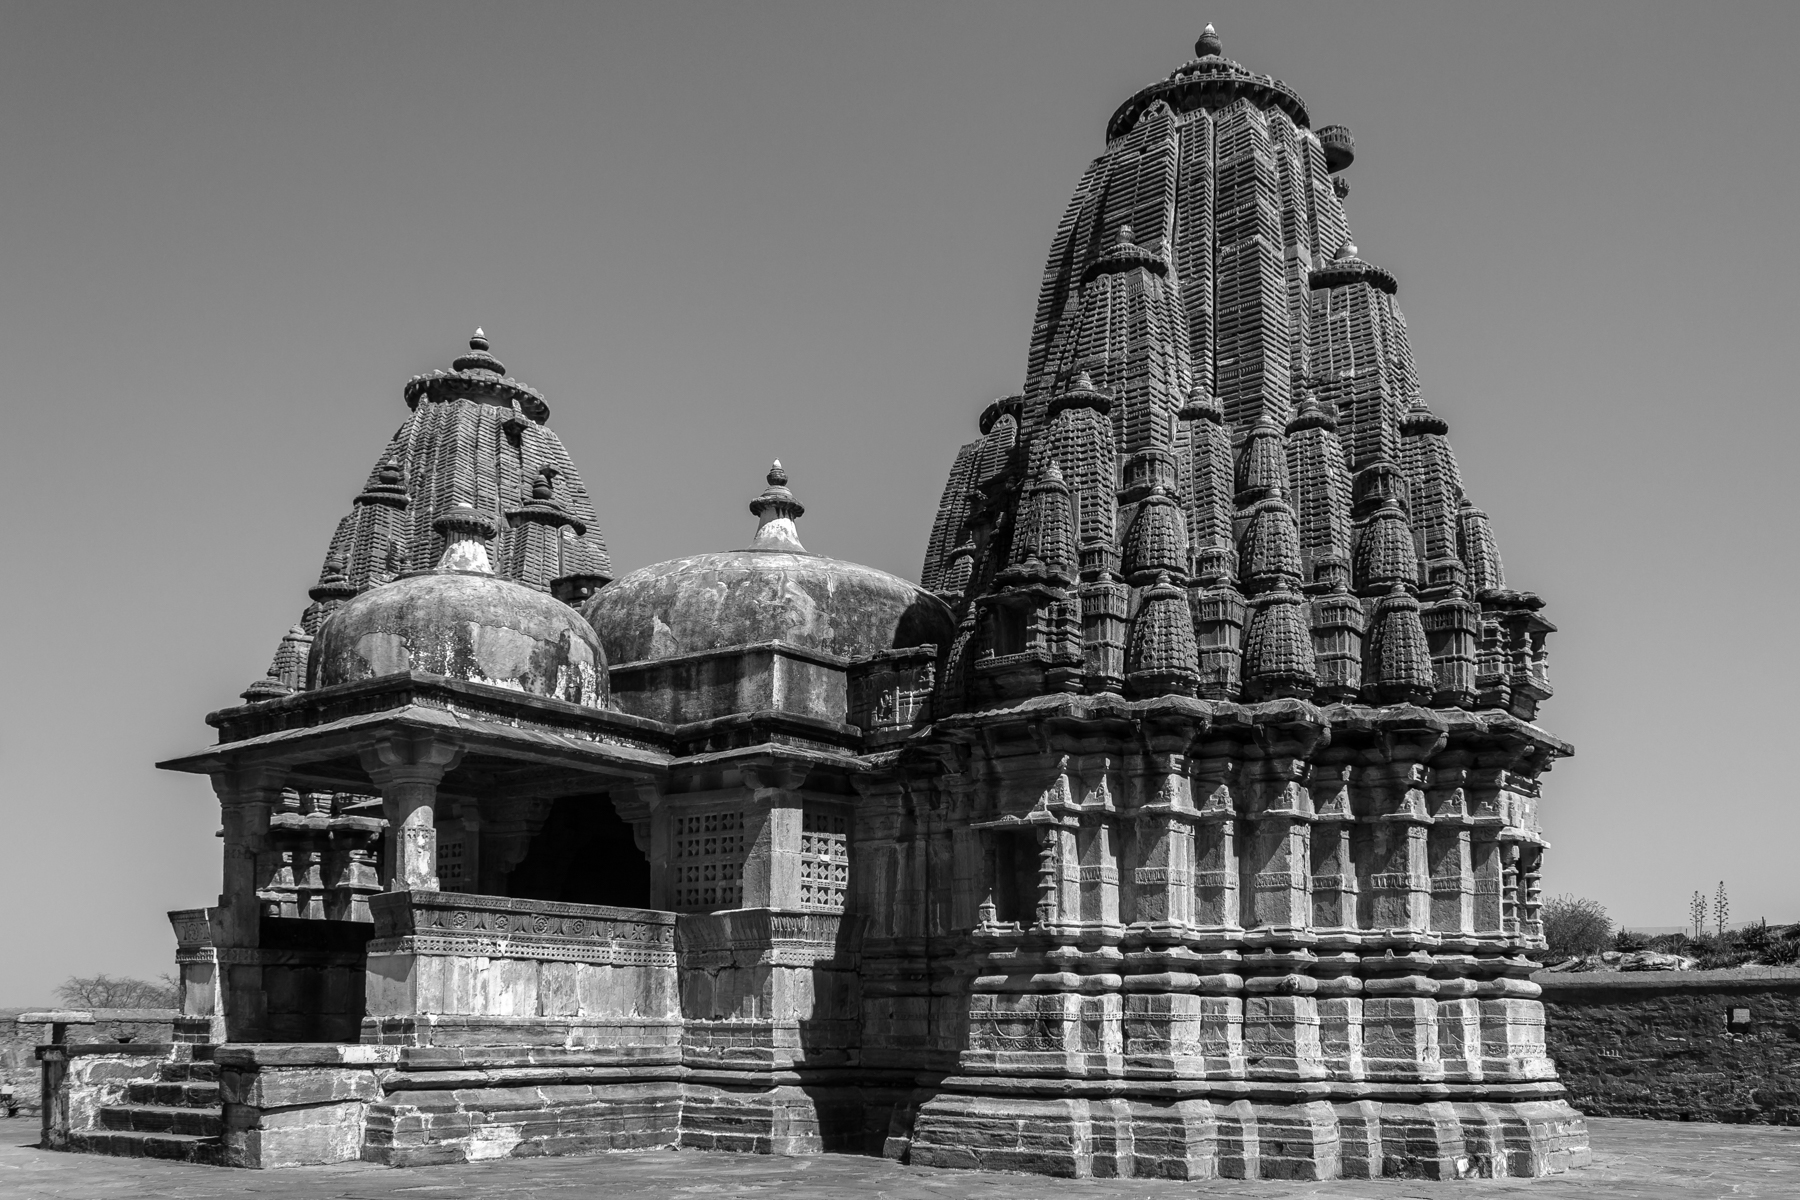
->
1, 1, 1795, 1004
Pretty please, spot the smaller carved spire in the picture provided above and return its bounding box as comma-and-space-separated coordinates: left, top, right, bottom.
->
1363, 584, 1436, 705
1457, 497, 1506, 594
939, 535, 978, 604
1238, 490, 1303, 596
1125, 571, 1200, 698
308, 553, 355, 607
1399, 394, 1450, 438
1047, 369, 1115, 418
241, 625, 314, 703
748, 460, 807, 552
1121, 485, 1188, 586
355, 457, 410, 508
1353, 497, 1418, 595
1234, 419, 1290, 505
1195, 22, 1222, 57
1002, 461, 1077, 586
1241, 584, 1317, 701
434, 502, 499, 574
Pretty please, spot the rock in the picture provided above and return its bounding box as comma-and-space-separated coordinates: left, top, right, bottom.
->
1617, 951, 1695, 972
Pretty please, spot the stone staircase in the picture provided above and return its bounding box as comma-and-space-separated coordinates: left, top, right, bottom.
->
69, 1058, 224, 1164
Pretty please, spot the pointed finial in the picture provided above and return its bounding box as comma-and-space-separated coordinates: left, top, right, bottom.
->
1337, 241, 1358, 260
748, 460, 806, 552
1117, 224, 1135, 246
378, 457, 402, 486
1195, 23, 1222, 58
1073, 369, 1094, 392
471, 328, 489, 351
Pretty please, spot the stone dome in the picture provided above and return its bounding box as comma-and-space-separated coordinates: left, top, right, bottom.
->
310, 504, 607, 706
584, 464, 956, 666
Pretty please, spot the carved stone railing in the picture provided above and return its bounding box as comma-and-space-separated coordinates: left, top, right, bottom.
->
368, 890, 676, 967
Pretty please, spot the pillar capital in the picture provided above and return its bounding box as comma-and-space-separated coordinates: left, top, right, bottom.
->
740, 760, 810, 798
359, 731, 466, 788
209, 764, 288, 807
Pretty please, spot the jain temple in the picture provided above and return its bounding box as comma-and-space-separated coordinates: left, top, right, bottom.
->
71, 24, 1589, 1181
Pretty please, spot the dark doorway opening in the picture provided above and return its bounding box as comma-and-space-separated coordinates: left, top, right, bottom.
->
506, 793, 652, 908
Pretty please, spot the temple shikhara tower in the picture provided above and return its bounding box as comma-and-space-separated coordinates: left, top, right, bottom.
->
50, 24, 1586, 1182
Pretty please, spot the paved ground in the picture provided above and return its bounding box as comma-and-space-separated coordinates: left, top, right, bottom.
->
0, 1118, 1796, 1199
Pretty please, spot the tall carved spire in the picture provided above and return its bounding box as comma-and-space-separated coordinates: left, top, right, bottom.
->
917, 25, 1548, 717
248, 330, 613, 699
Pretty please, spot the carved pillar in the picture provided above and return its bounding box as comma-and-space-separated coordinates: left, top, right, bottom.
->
211, 766, 286, 947
360, 733, 466, 892
740, 762, 809, 909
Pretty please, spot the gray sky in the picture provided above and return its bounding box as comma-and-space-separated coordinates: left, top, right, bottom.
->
2, 1, 1794, 1003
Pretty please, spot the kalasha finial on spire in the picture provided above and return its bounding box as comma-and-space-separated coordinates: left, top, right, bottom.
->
748, 460, 806, 552
1195, 23, 1222, 58
434, 501, 499, 574
471, 327, 489, 351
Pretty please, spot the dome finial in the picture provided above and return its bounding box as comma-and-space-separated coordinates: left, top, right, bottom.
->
1195, 23, 1222, 58
471, 328, 489, 351
434, 501, 499, 574
748, 460, 806, 552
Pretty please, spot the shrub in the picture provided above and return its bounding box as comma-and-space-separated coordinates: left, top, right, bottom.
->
1612, 928, 1648, 953
1542, 894, 1612, 958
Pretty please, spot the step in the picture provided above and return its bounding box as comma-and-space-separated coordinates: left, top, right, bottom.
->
97, 1104, 222, 1137
125, 1080, 221, 1108
159, 1060, 219, 1084
67, 1130, 224, 1165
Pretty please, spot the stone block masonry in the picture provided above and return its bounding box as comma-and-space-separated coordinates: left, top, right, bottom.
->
1537, 968, 1800, 1124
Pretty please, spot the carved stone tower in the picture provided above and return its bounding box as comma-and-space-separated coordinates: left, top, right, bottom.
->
889, 23, 1588, 1178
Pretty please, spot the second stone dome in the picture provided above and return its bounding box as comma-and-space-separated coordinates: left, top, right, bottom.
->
585, 464, 955, 668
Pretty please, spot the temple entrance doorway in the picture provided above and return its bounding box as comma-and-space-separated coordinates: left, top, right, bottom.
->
505, 793, 652, 908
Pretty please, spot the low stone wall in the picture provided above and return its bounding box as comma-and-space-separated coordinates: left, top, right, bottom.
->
1537, 967, 1800, 1124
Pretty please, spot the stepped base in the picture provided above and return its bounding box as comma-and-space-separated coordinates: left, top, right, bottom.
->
66, 1130, 224, 1165
904, 1093, 1588, 1180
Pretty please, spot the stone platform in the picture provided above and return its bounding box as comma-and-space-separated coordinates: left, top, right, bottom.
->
2, 1118, 1795, 1199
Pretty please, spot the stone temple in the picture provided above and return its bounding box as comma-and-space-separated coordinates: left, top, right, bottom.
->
97, 24, 1587, 1180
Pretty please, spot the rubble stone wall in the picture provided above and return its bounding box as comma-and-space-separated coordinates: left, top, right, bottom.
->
1537, 968, 1800, 1125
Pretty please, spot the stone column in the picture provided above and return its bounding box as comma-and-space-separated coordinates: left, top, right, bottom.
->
212, 766, 287, 946
360, 733, 466, 892
740, 762, 809, 909
209, 766, 288, 1041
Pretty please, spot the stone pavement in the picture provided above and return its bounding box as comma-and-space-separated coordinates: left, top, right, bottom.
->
0, 1118, 1795, 1199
